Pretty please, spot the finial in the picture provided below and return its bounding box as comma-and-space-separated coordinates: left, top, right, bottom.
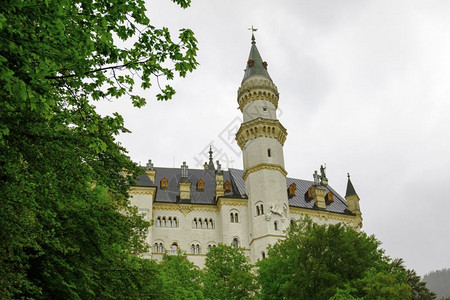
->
216, 160, 223, 174
347, 172, 350, 179
208, 146, 215, 170
145, 159, 154, 170
181, 161, 188, 178
248, 26, 258, 44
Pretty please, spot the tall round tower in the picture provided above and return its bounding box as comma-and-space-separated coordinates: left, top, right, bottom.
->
235, 33, 289, 263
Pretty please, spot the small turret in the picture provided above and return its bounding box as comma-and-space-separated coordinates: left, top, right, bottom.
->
345, 173, 362, 227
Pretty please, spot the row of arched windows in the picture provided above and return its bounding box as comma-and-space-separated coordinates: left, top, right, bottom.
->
156, 216, 178, 227
193, 218, 214, 229
154, 242, 179, 253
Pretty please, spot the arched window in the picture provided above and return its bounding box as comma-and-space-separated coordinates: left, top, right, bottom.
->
193, 218, 197, 228
234, 213, 239, 223
168, 217, 172, 228
207, 245, 211, 252
230, 213, 234, 223
162, 217, 166, 227
290, 219, 295, 226
224, 180, 232, 193
199, 219, 202, 228
171, 243, 178, 252
260, 204, 264, 215
156, 216, 161, 227
232, 238, 239, 249
256, 205, 260, 216
268, 148, 271, 157
196, 244, 200, 254
160, 177, 168, 189
191, 244, 195, 254
204, 218, 208, 229
173, 217, 177, 228
196, 179, 205, 191
262, 251, 266, 259
209, 219, 214, 229
159, 243, 164, 253
154, 243, 159, 253
274, 221, 278, 231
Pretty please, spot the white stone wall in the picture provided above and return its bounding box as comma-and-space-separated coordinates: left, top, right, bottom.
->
243, 100, 277, 122
242, 137, 285, 170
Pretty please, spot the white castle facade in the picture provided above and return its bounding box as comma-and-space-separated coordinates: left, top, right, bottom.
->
129, 36, 362, 267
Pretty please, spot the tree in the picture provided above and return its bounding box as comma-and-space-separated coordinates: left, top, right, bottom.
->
423, 268, 450, 299
158, 254, 204, 300
0, 0, 198, 297
257, 217, 416, 300
202, 244, 258, 300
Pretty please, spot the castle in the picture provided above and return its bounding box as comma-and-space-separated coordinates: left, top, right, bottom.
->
129, 34, 362, 267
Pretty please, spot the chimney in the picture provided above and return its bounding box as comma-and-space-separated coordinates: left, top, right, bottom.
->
145, 159, 156, 182
178, 161, 191, 200
215, 160, 224, 199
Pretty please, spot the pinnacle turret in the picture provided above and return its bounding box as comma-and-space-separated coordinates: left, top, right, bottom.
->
345, 173, 358, 197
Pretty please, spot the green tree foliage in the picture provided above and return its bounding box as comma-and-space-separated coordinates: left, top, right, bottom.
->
423, 268, 450, 299
257, 218, 422, 300
158, 254, 204, 299
202, 244, 258, 300
0, 0, 198, 298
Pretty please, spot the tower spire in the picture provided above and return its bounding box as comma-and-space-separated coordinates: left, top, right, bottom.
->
208, 146, 215, 170
345, 173, 358, 197
242, 27, 271, 83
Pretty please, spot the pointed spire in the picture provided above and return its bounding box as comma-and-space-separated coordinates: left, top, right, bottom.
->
242, 28, 272, 83
345, 173, 358, 197
208, 146, 215, 170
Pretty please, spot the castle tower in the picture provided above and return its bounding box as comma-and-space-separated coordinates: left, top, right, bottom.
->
235, 33, 289, 263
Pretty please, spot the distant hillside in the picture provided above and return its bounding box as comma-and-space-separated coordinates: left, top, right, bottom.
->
423, 268, 450, 299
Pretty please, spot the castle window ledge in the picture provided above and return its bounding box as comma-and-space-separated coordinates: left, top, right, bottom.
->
165, 250, 186, 256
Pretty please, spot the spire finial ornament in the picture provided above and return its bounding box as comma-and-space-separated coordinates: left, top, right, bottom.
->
347, 172, 350, 179
248, 26, 258, 44
207, 146, 215, 170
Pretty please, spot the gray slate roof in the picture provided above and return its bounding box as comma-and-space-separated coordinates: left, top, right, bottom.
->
242, 40, 272, 83
135, 167, 352, 215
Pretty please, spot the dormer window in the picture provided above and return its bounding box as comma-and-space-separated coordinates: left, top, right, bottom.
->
262, 61, 268, 70
247, 59, 254, 67
196, 179, 205, 191
305, 186, 314, 201
224, 180, 232, 193
288, 183, 297, 198
160, 177, 168, 189
326, 191, 334, 203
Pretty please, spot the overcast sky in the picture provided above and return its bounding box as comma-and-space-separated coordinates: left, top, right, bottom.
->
96, 0, 450, 275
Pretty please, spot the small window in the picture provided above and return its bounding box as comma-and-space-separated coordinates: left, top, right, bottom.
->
232, 238, 239, 249
262, 107, 267, 112
256, 206, 260, 216
306, 186, 314, 201
260, 204, 264, 215
196, 179, 205, 191
326, 191, 334, 203
193, 218, 197, 228
224, 181, 232, 193
168, 217, 172, 227
160, 177, 168, 189
173, 217, 177, 227
162, 217, 166, 227
262, 251, 266, 259
288, 183, 297, 198
234, 213, 239, 223
156, 216, 161, 227
274, 221, 278, 231
230, 213, 234, 223
171, 243, 178, 252
268, 148, 271, 157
